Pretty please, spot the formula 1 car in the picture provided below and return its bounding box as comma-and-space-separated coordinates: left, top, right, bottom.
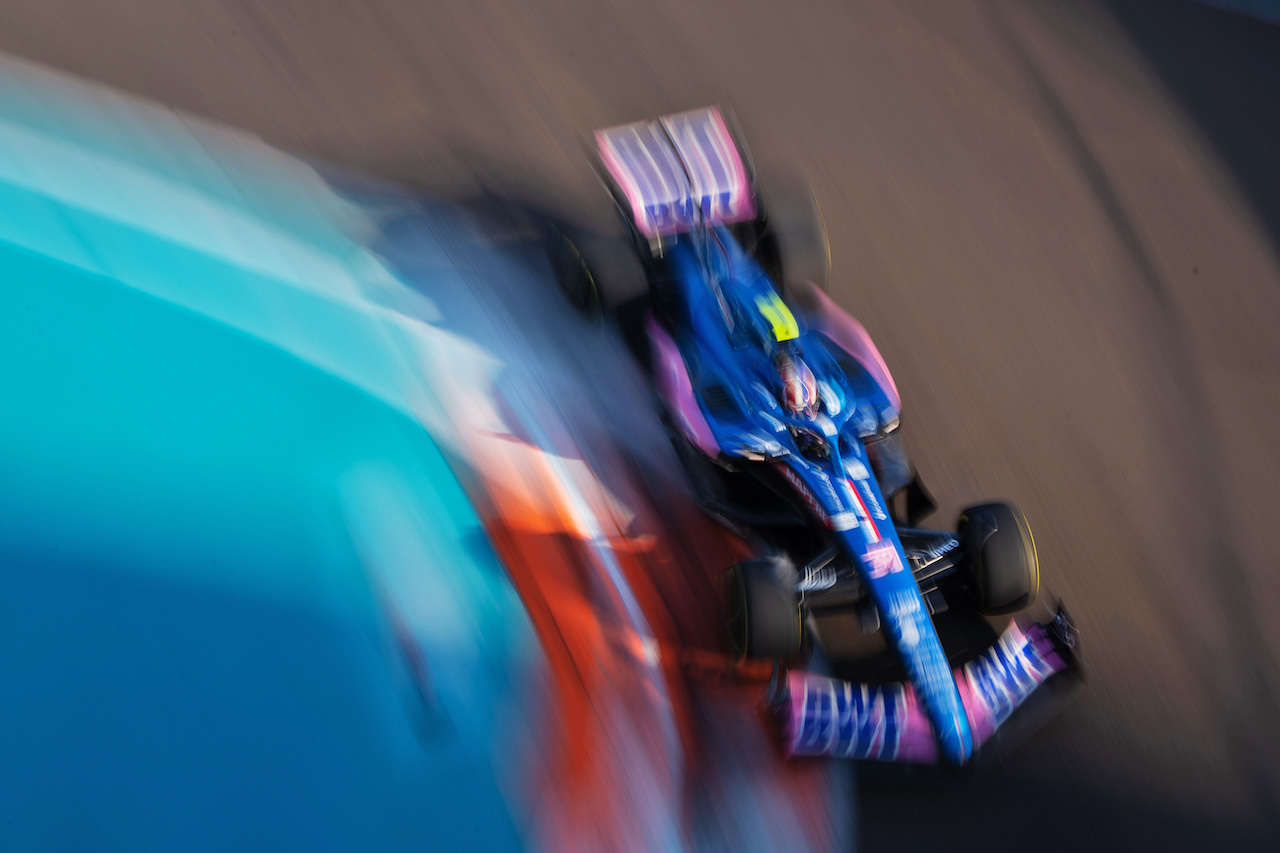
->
550, 107, 1079, 766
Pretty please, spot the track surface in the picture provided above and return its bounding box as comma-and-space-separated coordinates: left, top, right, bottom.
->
4, 0, 1278, 848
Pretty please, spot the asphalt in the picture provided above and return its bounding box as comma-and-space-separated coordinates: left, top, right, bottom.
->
3, 0, 1278, 848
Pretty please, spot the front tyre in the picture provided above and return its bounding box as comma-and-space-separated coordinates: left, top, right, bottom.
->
752, 168, 831, 299
957, 502, 1040, 615
726, 557, 803, 659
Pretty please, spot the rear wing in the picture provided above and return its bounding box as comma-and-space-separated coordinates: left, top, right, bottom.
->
595, 106, 757, 239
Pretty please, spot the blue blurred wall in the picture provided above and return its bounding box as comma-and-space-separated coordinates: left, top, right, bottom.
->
0, 56, 535, 852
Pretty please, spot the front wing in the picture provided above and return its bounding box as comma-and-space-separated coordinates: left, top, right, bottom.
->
782, 610, 1079, 763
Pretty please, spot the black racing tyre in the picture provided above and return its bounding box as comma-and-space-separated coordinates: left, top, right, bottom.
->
754, 168, 831, 298
726, 556, 802, 659
957, 502, 1040, 615
544, 223, 649, 313
546, 225, 600, 314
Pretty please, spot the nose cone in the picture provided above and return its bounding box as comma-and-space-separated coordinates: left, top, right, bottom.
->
936, 717, 974, 766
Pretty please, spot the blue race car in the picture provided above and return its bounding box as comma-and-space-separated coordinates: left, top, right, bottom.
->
551, 107, 1078, 766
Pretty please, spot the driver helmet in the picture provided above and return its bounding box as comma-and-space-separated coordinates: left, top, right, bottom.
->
775, 350, 819, 417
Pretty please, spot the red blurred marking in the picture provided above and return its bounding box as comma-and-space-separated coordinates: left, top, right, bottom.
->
449, 419, 842, 851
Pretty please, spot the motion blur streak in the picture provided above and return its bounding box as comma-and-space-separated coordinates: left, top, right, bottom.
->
0, 54, 851, 851
365, 192, 852, 851
5, 0, 1280, 847
0, 73, 538, 853
0, 55, 536, 852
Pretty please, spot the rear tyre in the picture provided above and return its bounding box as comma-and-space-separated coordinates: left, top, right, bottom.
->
726, 557, 802, 659
957, 502, 1040, 615
546, 225, 600, 314
544, 223, 649, 314
753, 168, 831, 299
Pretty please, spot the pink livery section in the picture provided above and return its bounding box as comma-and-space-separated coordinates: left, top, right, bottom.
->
801, 284, 901, 415
783, 619, 1069, 762
646, 313, 722, 458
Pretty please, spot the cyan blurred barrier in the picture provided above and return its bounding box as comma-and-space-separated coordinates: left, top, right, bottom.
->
0, 55, 536, 852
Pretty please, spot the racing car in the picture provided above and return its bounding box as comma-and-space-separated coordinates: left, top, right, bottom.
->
549, 107, 1079, 766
